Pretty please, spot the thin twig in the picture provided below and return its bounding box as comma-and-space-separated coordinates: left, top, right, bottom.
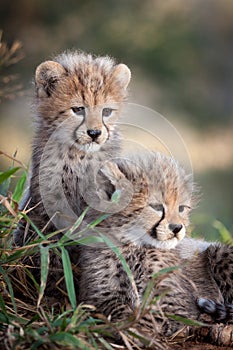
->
0, 150, 27, 169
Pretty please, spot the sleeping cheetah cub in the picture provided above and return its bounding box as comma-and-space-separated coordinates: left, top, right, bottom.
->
77, 152, 233, 346
14, 50, 131, 246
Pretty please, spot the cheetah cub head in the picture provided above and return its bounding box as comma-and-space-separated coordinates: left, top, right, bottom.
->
87, 152, 197, 250
34, 51, 131, 153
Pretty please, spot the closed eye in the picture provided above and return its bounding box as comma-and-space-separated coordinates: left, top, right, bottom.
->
71, 106, 85, 115
179, 205, 191, 213
149, 203, 164, 212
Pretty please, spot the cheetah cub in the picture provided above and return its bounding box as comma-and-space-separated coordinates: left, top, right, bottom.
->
14, 51, 131, 246
79, 151, 196, 250
77, 152, 233, 346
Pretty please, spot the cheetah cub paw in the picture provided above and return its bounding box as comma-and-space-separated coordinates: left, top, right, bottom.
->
197, 297, 233, 323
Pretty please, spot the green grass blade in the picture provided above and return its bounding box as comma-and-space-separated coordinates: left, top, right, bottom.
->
60, 246, 76, 309
99, 233, 134, 284
89, 213, 110, 228
0, 266, 17, 313
21, 213, 47, 241
110, 189, 121, 203
71, 235, 105, 246
98, 337, 115, 350
60, 207, 89, 243
49, 331, 92, 349
0, 312, 9, 324
213, 220, 233, 244
126, 329, 150, 346
0, 167, 21, 185
167, 314, 206, 326
141, 265, 180, 311
12, 170, 27, 202
37, 244, 50, 308
151, 265, 180, 279
31, 339, 45, 350
0, 294, 8, 318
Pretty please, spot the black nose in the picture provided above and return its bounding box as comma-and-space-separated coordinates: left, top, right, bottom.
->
87, 129, 102, 141
169, 224, 183, 235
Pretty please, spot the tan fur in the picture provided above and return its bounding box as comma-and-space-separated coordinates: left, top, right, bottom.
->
78, 242, 233, 346
79, 152, 196, 250
76, 153, 233, 346
77, 246, 233, 346
14, 50, 131, 246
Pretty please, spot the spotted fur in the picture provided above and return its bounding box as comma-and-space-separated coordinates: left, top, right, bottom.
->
14, 50, 131, 246
78, 242, 233, 346
76, 153, 233, 346
79, 152, 197, 250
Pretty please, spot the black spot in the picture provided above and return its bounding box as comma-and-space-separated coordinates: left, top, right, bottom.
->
104, 254, 113, 260
230, 272, 233, 279
223, 264, 229, 270
68, 154, 75, 160
134, 263, 141, 271
120, 282, 128, 289
223, 252, 229, 258
63, 164, 69, 172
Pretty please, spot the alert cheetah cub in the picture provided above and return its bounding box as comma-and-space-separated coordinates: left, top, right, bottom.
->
14, 50, 131, 246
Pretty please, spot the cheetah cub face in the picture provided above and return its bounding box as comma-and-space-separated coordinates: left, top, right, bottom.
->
139, 175, 192, 249
87, 152, 197, 250
35, 52, 131, 153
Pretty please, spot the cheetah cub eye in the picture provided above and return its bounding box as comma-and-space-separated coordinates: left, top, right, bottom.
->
179, 205, 191, 215
71, 106, 85, 116
102, 108, 114, 117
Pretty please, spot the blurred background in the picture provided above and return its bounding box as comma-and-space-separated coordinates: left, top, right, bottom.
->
0, 0, 232, 239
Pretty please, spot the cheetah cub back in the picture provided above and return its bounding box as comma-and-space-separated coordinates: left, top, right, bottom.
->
14, 51, 131, 245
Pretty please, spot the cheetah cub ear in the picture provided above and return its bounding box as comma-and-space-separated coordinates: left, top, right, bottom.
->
111, 63, 131, 90
35, 60, 66, 98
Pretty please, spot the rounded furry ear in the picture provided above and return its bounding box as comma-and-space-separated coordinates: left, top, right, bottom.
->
111, 63, 131, 89
35, 60, 66, 97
